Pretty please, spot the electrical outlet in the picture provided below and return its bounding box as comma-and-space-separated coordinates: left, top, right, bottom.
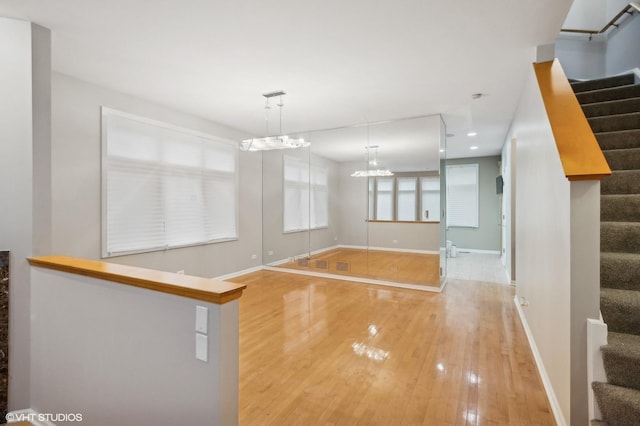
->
392, 239, 398, 244
177, 270, 185, 275
268, 250, 274, 256
251, 254, 257, 260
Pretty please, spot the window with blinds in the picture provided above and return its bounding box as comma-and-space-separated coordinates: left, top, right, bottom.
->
420, 176, 440, 221
102, 108, 238, 257
446, 164, 479, 228
367, 175, 440, 221
283, 156, 328, 232
375, 177, 394, 221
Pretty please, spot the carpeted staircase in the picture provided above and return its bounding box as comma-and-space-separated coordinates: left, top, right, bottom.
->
572, 72, 640, 426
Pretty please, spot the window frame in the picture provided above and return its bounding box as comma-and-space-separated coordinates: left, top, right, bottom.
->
282, 155, 329, 233
445, 163, 479, 228
368, 173, 440, 222
101, 107, 239, 258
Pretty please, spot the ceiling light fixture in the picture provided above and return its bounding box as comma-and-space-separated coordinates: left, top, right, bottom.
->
467, 131, 477, 137
470, 146, 479, 150
240, 90, 310, 151
351, 145, 394, 177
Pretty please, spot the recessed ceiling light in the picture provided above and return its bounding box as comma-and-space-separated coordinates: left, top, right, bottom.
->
439, 149, 445, 153
467, 131, 477, 137
470, 146, 479, 150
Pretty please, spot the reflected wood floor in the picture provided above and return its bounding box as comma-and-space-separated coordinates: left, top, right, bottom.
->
231, 271, 554, 425
276, 248, 441, 287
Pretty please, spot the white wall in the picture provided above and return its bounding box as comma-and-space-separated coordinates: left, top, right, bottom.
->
51, 73, 262, 278
30, 266, 238, 426
511, 66, 571, 425
337, 161, 368, 246
366, 222, 439, 252
606, 0, 640, 75
500, 139, 516, 281
555, 36, 606, 80
562, 0, 607, 30
556, 0, 640, 79
0, 18, 51, 411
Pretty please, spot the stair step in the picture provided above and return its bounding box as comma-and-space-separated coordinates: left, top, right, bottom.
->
601, 252, 640, 291
602, 332, 640, 391
571, 74, 636, 93
601, 288, 640, 335
602, 148, 640, 171
601, 170, 640, 194
582, 97, 640, 118
601, 195, 640, 222
588, 112, 640, 133
596, 129, 640, 151
602, 222, 640, 254
577, 84, 640, 105
593, 382, 640, 426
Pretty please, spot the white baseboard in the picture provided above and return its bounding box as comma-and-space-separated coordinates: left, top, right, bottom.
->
513, 296, 567, 426
6, 409, 58, 426
215, 265, 265, 280
262, 265, 445, 293
339, 244, 439, 255
455, 248, 501, 255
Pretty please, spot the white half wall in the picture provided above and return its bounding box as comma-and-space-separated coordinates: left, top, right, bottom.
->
0, 17, 51, 410
30, 266, 239, 426
511, 66, 571, 425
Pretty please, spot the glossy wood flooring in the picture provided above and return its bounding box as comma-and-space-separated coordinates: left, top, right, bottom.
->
275, 248, 441, 287
231, 271, 554, 425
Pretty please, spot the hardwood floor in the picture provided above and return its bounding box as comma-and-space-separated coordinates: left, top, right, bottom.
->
231, 271, 554, 425
275, 248, 441, 287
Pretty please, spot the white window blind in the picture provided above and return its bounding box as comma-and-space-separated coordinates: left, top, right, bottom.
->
368, 178, 375, 220
102, 108, 237, 256
446, 164, 479, 227
376, 178, 394, 221
420, 176, 440, 221
283, 156, 328, 232
396, 177, 417, 221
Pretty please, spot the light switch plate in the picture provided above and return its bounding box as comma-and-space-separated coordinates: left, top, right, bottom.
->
196, 305, 208, 334
196, 333, 208, 362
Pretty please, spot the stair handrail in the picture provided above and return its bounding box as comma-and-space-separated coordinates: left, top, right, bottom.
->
561, 2, 640, 39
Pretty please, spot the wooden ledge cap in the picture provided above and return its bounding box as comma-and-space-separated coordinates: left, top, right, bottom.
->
28, 255, 245, 304
534, 59, 611, 181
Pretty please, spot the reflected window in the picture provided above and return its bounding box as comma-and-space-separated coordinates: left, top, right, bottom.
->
283, 156, 328, 232
397, 177, 417, 221
368, 174, 440, 222
420, 176, 440, 221
376, 178, 394, 220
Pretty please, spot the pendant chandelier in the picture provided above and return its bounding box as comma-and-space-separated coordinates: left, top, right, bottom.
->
240, 90, 310, 151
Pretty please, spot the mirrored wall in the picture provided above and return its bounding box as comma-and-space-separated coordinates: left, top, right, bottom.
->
261, 115, 447, 289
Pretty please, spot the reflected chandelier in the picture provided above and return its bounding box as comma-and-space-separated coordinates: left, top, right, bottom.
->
351, 145, 394, 177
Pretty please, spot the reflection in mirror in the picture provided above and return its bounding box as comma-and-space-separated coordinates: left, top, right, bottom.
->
262, 115, 445, 290
440, 117, 447, 286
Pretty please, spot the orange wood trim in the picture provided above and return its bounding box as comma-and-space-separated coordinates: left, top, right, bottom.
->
28, 255, 245, 304
367, 220, 441, 224
534, 60, 611, 181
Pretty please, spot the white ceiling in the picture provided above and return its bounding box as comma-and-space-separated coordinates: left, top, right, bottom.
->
0, 0, 573, 162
